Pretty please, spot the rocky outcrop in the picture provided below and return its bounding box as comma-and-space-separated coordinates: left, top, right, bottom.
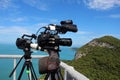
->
75, 51, 86, 60
74, 36, 117, 60
87, 40, 115, 48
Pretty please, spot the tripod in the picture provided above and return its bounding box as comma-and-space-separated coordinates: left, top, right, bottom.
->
9, 49, 38, 80
45, 67, 64, 80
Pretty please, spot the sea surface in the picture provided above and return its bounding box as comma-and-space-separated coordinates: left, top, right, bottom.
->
0, 44, 76, 80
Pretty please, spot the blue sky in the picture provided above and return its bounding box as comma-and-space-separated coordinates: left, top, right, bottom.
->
0, 0, 120, 47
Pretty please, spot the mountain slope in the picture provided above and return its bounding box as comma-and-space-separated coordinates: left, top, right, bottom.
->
64, 36, 120, 80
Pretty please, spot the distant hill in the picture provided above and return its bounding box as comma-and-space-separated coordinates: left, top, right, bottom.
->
64, 36, 120, 80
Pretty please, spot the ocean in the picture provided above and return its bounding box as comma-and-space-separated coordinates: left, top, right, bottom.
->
0, 44, 76, 80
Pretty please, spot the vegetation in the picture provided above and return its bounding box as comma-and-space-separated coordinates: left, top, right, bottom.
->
64, 36, 120, 80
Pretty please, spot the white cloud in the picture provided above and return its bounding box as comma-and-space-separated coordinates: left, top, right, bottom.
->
62, 0, 81, 4
77, 31, 93, 35
0, 26, 32, 43
109, 14, 120, 18
23, 0, 48, 11
0, 26, 30, 35
0, 0, 17, 10
84, 0, 120, 10
50, 19, 58, 23
10, 17, 26, 22
35, 23, 48, 27
0, 0, 11, 9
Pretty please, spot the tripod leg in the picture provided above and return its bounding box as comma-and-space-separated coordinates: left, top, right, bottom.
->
29, 66, 35, 80
45, 73, 50, 80
56, 71, 60, 80
27, 73, 31, 80
18, 62, 26, 80
9, 56, 24, 77
26, 65, 31, 80
54, 68, 64, 80
29, 62, 38, 80
58, 68, 64, 80
51, 72, 56, 80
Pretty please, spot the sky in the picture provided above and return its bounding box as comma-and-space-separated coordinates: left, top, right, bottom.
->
0, 0, 120, 47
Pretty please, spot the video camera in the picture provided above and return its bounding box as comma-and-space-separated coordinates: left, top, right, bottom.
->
16, 20, 78, 51
10, 20, 78, 80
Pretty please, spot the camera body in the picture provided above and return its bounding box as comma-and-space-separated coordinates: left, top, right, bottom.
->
37, 32, 72, 51
37, 20, 77, 51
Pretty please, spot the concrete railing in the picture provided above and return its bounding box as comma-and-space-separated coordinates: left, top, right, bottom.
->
0, 54, 89, 80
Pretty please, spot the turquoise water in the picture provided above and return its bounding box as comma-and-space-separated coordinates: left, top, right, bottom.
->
0, 44, 76, 80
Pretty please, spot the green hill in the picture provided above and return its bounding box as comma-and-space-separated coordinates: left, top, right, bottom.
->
64, 36, 120, 80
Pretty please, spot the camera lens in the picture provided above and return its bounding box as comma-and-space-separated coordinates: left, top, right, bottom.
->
58, 38, 72, 46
